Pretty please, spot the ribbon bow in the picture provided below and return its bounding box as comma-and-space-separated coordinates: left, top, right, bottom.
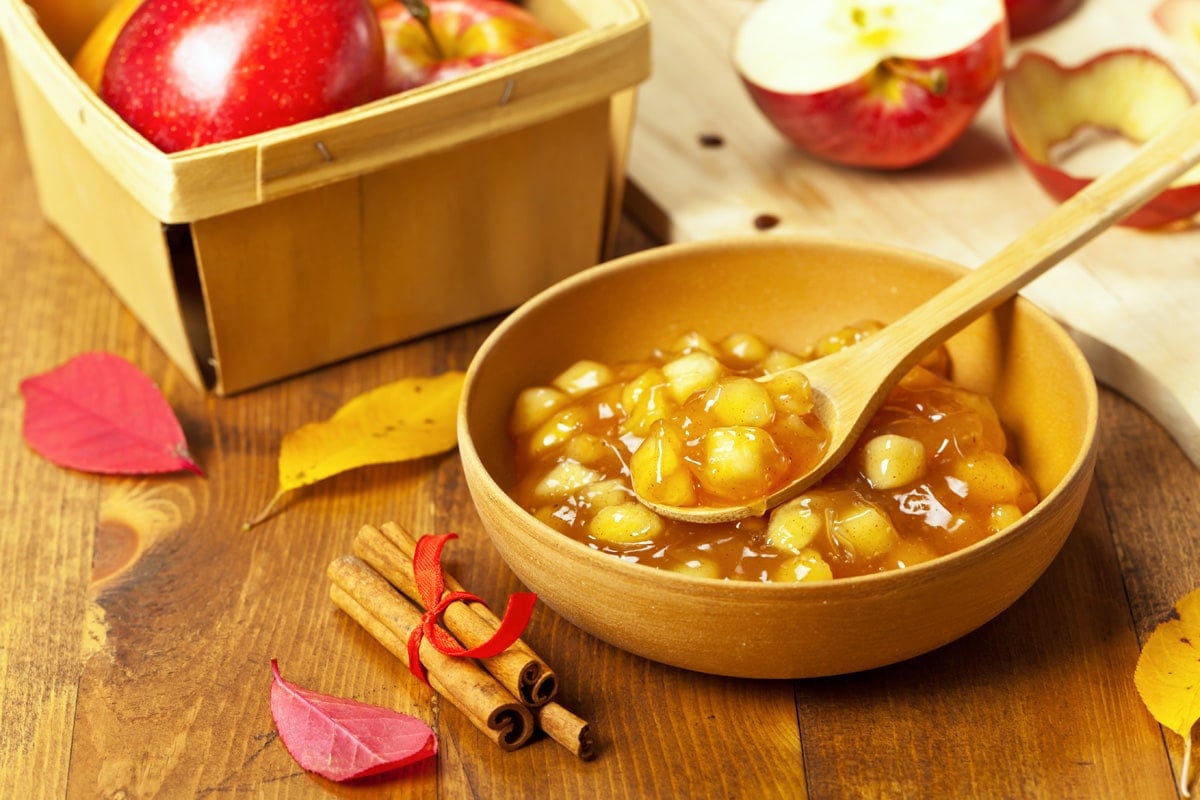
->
405, 532, 537, 684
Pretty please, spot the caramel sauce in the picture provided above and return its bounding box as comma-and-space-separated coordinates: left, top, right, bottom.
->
509, 327, 1037, 581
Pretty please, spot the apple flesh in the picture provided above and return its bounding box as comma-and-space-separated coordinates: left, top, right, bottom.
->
1003, 49, 1200, 229
1004, 0, 1082, 38
733, 0, 1007, 169
375, 0, 556, 94
100, 0, 385, 153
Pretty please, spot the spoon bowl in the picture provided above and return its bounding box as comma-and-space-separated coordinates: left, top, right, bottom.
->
643, 100, 1200, 524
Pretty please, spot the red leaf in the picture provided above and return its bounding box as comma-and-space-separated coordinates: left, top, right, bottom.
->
270, 659, 437, 782
19, 352, 202, 476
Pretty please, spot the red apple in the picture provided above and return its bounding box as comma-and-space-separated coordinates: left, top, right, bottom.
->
375, 0, 555, 94
100, 0, 386, 153
733, 0, 1007, 170
1004, 0, 1082, 38
1002, 49, 1200, 229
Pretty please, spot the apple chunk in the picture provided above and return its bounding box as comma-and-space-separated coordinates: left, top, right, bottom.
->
1003, 49, 1200, 229
733, 0, 1006, 169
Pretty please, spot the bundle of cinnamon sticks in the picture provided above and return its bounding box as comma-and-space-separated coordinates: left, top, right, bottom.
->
327, 521, 594, 759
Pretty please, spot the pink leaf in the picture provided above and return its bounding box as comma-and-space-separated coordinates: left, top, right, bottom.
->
270, 659, 437, 782
19, 352, 202, 476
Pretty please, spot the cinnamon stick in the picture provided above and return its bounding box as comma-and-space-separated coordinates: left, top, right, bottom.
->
361, 522, 559, 708
326, 555, 534, 751
537, 701, 596, 761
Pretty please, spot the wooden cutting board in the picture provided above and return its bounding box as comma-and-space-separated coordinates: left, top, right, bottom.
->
626, 0, 1200, 470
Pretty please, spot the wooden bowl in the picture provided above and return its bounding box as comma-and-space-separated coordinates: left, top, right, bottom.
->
458, 236, 1098, 678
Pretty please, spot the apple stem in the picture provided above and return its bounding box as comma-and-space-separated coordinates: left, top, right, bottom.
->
399, 0, 445, 60
881, 58, 948, 96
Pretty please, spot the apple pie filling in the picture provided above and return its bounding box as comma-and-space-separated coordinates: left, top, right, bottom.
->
507, 323, 1037, 581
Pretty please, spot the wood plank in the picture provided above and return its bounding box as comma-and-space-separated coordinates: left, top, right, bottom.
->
0, 72, 104, 792
628, 0, 1200, 471
1092, 381, 1200, 791
795, 470, 1176, 798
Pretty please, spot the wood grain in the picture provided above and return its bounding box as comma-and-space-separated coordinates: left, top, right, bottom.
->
627, 0, 1200, 471
3, 26, 1200, 800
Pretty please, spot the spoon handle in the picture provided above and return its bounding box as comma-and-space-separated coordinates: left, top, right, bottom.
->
866, 100, 1200, 380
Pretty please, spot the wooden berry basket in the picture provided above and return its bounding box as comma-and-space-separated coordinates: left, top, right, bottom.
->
0, 0, 650, 394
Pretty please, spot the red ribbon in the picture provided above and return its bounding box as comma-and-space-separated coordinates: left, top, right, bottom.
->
405, 532, 537, 684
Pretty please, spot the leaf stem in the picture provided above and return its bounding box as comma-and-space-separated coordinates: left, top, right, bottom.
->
175, 443, 205, 476
243, 489, 288, 531
1183, 733, 1193, 798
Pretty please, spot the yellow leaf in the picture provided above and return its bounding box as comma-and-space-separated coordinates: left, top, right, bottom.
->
1135, 586, 1200, 797
245, 371, 465, 528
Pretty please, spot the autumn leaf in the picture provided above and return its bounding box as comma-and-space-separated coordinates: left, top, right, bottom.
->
1135, 586, 1200, 797
246, 372, 464, 527
270, 659, 437, 782
20, 352, 202, 476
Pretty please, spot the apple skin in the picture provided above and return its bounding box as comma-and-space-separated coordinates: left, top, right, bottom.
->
1004, 0, 1083, 38
1003, 49, 1200, 229
739, 22, 1006, 170
1015, 154, 1200, 228
375, 0, 555, 94
100, 0, 385, 153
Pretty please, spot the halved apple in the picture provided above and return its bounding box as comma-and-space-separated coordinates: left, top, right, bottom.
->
732, 0, 1007, 170
1003, 49, 1200, 229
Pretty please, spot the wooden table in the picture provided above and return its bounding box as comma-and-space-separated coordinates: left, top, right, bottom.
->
3, 58, 1199, 800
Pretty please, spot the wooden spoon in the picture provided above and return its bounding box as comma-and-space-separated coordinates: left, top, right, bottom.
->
644, 101, 1200, 524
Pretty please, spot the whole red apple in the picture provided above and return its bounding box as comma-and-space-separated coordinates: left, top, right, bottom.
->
733, 0, 1007, 170
375, 0, 555, 94
1004, 0, 1082, 38
100, 0, 385, 153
